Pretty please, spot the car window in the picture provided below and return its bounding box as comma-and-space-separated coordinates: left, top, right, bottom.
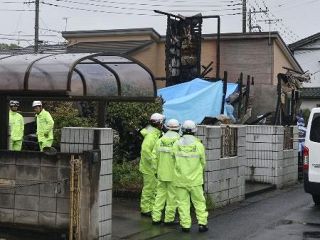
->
310, 113, 320, 143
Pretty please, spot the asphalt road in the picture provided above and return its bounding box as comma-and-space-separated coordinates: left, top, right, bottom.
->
151, 183, 320, 240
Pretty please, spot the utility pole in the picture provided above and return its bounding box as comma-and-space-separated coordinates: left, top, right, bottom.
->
63, 17, 69, 31
248, 9, 251, 32
17, 31, 22, 46
257, 19, 281, 45
34, 0, 40, 53
248, 8, 268, 32
242, 0, 247, 33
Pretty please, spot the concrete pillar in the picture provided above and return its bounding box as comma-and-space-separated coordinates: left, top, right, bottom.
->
61, 127, 113, 240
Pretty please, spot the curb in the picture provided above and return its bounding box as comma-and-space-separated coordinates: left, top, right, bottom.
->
245, 184, 276, 198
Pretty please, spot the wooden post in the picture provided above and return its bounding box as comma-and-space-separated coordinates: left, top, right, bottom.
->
245, 75, 251, 112
237, 73, 243, 119
290, 89, 295, 125
274, 74, 282, 125
221, 71, 228, 114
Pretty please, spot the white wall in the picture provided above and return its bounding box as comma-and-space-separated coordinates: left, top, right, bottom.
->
245, 125, 298, 188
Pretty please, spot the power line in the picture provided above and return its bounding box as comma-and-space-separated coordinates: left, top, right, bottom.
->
50, 0, 241, 13
248, 7, 267, 32
1, 1, 27, 3
41, 1, 241, 16
41, 1, 160, 16
0, 33, 56, 36
85, 0, 242, 8
0, 8, 34, 11
247, 0, 301, 43
0, 36, 33, 44
98, 0, 242, 4
266, 11, 300, 42
270, 0, 320, 11
255, 0, 299, 40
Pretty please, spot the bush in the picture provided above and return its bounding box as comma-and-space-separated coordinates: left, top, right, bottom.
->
106, 98, 163, 162
45, 102, 96, 147
113, 161, 142, 193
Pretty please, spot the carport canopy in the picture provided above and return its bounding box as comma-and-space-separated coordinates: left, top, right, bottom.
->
0, 52, 157, 149
0, 53, 156, 99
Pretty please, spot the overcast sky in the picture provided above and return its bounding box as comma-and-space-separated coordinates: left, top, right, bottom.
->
0, 0, 319, 47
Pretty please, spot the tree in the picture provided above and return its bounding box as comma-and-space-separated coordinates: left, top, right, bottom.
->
0, 43, 19, 50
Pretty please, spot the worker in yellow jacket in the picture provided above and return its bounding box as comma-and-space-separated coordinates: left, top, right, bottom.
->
9, 100, 24, 151
151, 119, 180, 225
173, 120, 208, 233
139, 113, 164, 216
32, 101, 54, 151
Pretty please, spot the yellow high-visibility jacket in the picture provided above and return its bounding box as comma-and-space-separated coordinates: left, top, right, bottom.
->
139, 125, 161, 175
36, 109, 54, 142
173, 134, 206, 187
9, 110, 24, 141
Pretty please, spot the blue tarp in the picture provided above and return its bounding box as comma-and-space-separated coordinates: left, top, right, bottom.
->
157, 78, 238, 124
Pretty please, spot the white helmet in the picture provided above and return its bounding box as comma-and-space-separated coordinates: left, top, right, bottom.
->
182, 120, 197, 133
150, 113, 165, 124
9, 100, 19, 107
165, 119, 180, 130
32, 100, 42, 107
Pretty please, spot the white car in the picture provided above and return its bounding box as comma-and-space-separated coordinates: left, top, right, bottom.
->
304, 107, 320, 205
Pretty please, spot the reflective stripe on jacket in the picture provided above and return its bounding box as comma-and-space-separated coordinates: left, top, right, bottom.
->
152, 131, 180, 181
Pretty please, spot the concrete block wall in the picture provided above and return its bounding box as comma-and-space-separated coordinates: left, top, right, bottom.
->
282, 126, 299, 187
61, 127, 113, 240
0, 151, 70, 230
197, 125, 246, 208
245, 125, 298, 188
